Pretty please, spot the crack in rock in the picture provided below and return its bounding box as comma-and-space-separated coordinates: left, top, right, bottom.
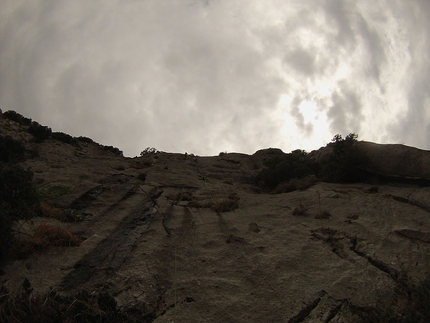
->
323, 298, 349, 323
60, 199, 154, 292
288, 290, 326, 323
70, 185, 108, 210
390, 194, 430, 212
350, 243, 400, 281
395, 229, 430, 243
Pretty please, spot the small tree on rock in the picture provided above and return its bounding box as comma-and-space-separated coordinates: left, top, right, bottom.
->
321, 133, 367, 183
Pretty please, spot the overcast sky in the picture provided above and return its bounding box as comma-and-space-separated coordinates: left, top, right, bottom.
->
1, 0, 429, 157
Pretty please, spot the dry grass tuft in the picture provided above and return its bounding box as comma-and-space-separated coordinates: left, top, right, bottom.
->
272, 175, 318, 194
187, 191, 240, 213
365, 186, 379, 193
315, 210, 332, 219
292, 203, 307, 215
40, 201, 64, 219
210, 199, 239, 213
0, 279, 129, 323
17, 224, 82, 256
38, 185, 72, 200
40, 202, 85, 222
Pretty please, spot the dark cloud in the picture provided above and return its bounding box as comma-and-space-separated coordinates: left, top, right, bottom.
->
385, 0, 430, 149
355, 15, 386, 83
327, 83, 363, 136
284, 48, 316, 76
323, 0, 356, 46
288, 95, 314, 136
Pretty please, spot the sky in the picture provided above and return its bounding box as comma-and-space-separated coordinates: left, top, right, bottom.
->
1, 0, 429, 157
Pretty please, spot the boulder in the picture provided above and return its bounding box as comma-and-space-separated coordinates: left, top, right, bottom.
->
356, 141, 430, 181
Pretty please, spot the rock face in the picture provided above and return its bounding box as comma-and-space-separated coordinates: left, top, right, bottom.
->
309, 140, 430, 182
1, 114, 430, 322
356, 141, 430, 181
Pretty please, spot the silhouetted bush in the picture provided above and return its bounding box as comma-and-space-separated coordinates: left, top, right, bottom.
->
102, 145, 123, 156
75, 137, 123, 155
0, 135, 25, 163
3, 110, 32, 126
254, 133, 370, 190
255, 149, 318, 190
140, 147, 158, 156
0, 163, 39, 260
28, 121, 52, 142
76, 136, 95, 144
51, 132, 79, 146
320, 133, 368, 183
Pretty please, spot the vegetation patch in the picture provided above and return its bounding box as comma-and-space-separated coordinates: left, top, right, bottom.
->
255, 149, 318, 191
140, 147, 158, 156
51, 132, 79, 146
28, 121, 52, 142
0, 135, 26, 163
40, 202, 85, 222
16, 224, 82, 256
186, 192, 239, 213
254, 133, 370, 193
3, 110, 32, 126
210, 198, 239, 213
0, 163, 39, 260
63, 208, 86, 222
292, 203, 307, 215
38, 185, 72, 200
0, 279, 129, 323
320, 133, 369, 183
39, 201, 64, 220
314, 210, 332, 219
74, 136, 123, 155
272, 175, 318, 194
101, 145, 123, 156
76, 136, 95, 144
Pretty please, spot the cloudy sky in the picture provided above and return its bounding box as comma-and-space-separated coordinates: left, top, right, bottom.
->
1, 0, 429, 157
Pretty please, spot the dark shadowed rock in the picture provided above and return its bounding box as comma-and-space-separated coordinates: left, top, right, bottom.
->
356, 141, 430, 181
309, 141, 430, 182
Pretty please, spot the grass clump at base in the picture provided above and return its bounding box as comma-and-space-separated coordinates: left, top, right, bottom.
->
272, 175, 318, 194
15, 224, 83, 257
210, 198, 239, 213
0, 279, 129, 323
40, 202, 85, 222
38, 185, 72, 200
186, 192, 240, 214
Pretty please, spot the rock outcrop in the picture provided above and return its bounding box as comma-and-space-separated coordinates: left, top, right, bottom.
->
356, 141, 430, 181
1, 113, 429, 322
309, 140, 430, 183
